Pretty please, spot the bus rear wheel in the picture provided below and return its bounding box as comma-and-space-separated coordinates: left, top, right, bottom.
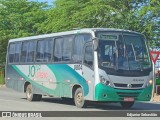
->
74, 87, 87, 108
120, 102, 134, 109
26, 84, 42, 101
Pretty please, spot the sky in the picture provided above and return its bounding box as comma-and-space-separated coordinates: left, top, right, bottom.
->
29, 0, 54, 5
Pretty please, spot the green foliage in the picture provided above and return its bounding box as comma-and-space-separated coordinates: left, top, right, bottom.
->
0, 67, 5, 85
0, 0, 159, 64
38, 0, 159, 46
0, 0, 48, 64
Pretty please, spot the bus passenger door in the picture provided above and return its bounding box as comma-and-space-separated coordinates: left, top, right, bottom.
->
82, 43, 94, 100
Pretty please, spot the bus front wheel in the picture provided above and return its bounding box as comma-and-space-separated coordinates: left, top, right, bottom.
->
120, 102, 134, 109
26, 84, 42, 101
74, 88, 87, 108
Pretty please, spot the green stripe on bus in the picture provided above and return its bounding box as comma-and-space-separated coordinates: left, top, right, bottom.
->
12, 65, 54, 95
47, 64, 89, 96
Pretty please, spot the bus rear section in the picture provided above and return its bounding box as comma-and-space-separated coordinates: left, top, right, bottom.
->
5, 31, 95, 108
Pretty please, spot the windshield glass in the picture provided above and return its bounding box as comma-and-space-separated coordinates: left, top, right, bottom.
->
97, 32, 151, 70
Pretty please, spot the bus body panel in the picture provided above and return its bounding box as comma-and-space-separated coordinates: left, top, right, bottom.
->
6, 64, 95, 100
81, 65, 94, 100
95, 66, 153, 101
95, 83, 152, 101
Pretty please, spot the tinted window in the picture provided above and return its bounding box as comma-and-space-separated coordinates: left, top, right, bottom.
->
8, 43, 15, 63
54, 35, 73, 62
27, 41, 36, 62
36, 40, 44, 62
36, 38, 53, 62
14, 42, 21, 62
21, 41, 29, 62
44, 39, 53, 62
54, 37, 63, 61
73, 34, 91, 62
63, 36, 73, 61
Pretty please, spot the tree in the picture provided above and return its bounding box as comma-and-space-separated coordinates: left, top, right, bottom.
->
0, 0, 48, 64
38, 0, 159, 47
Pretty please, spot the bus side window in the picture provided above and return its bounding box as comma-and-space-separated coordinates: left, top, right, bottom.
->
21, 41, 29, 62
54, 35, 73, 62
72, 34, 91, 63
27, 41, 36, 62
14, 42, 21, 62
54, 38, 63, 62
44, 39, 53, 62
84, 46, 93, 67
36, 39, 53, 62
14, 42, 21, 63
36, 40, 45, 62
62, 36, 73, 61
8, 43, 15, 63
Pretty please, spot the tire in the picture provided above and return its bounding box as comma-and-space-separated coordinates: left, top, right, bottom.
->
26, 84, 42, 101
74, 87, 87, 108
120, 102, 134, 109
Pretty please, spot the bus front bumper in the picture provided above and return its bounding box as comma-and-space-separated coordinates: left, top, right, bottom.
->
95, 83, 152, 102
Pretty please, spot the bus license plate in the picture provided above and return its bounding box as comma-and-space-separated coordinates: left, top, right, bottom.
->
124, 97, 134, 102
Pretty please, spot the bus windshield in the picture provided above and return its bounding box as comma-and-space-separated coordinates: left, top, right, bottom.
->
96, 32, 151, 70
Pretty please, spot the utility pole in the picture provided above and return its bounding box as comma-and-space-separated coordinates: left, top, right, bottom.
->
151, 62, 155, 99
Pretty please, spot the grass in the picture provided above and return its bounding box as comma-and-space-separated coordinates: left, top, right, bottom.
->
0, 78, 5, 85
0, 82, 4, 85
0, 70, 5, 85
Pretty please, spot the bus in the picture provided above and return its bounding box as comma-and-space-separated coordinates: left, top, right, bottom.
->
5, 28, 153, 108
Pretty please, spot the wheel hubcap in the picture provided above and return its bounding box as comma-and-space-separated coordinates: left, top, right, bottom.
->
27, 88, 32, 98
76, 92, 83, 104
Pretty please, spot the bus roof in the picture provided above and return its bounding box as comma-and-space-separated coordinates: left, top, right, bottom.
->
8, 28, 141, 43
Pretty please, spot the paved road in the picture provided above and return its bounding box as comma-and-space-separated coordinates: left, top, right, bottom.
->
0, 86, 160, 120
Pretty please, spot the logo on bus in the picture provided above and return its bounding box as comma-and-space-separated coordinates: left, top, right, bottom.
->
127, 84, 132, 88
133, 79, 144, 82
28, 65, 48, 79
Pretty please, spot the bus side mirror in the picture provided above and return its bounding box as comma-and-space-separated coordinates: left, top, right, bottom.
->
93, 37, 99, 51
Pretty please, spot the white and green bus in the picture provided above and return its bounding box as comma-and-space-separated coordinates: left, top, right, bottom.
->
5, 28, 153, 108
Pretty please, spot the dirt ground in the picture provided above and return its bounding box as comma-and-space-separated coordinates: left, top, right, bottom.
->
152, 94, 160, 102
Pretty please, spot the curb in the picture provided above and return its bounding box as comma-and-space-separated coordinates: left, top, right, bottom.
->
150, 101, 160, 104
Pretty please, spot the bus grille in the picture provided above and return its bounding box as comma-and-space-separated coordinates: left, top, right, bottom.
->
114, 83, 143, 88
116, 92, 140, 98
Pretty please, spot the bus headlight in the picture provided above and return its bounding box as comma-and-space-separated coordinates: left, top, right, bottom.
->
146, 79, 153, 87
148, 80, 153, 85
100, 76, 111, 86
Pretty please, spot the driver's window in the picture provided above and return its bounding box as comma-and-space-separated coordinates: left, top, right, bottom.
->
84, 46, 93, 67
